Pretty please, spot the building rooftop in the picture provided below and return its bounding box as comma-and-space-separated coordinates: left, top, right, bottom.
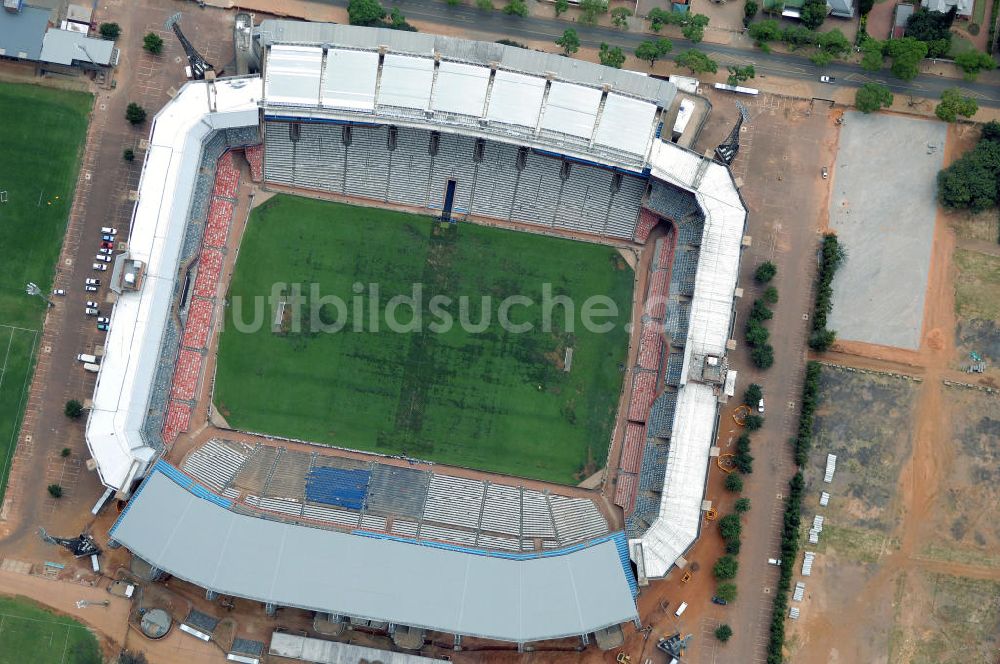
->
39, 28, 116, 66
0, 4, 48, 61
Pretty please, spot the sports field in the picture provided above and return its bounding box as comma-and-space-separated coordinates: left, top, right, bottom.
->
0, 596, 101, 664
0, 83, 91, 501
216, 195, 634, 484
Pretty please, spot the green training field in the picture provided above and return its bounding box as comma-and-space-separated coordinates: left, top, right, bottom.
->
216, 195, 634, 484
0, 83, 91, 501
0, 596, 102, 664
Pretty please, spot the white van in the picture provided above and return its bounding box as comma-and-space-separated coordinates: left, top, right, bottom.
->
77, 353, 97, 363
83, 363, 100, 373
674, 602, 688, 617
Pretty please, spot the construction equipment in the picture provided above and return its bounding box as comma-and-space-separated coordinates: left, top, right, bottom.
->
732, 404, 751, 426
164, 13, 214, 80
717, 453, 736, 474
657, 632, 693, 658
616, 653, 632, 664
680, 570, 692, 584
704, 507, 718, 521
38, 528, 101, 558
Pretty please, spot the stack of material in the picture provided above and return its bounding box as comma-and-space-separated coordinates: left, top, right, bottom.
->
824, 454, 837, 483
789, 607, 800, 619
819, 491, 830, 506
792, 582, 806, 602
808, 515, 825, 544
802, 551, 816, 576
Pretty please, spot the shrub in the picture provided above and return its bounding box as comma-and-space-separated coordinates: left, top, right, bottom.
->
746, 321, 770, 347
717, 582, 738, 602
743, 383, 763, 407
503, 0, 529, 16
476, 0, 494, 8
755, 261, 777, 282
751, 344, 774, 369
142, 32, 164, 54
556, 29, 580, 55
713, 555, 739, 579
715, 624, 733, 642
554, 0, 570, 14
64, 399, 84, 419
792, 361, 822, 466
99, 22, 121, 40
766, 472, 805, 661
724, 473, 744, 492
809, 328, 837, 351
809, 234, 845, 348
750, 299, 773, 322
61, 447, 71, 458
744, 414, 764, 431
125, 103, 147, 125
719, 513, 742, 541
764, 286, 779, 304
47, 484, 63, 498
735, 497, 751, 513
735, 434, 754, 474
123, 148, 135, 162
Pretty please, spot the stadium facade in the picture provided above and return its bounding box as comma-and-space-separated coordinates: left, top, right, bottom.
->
89, 24, 747, 646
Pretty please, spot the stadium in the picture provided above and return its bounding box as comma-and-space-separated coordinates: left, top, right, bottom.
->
86, 23, 747, 650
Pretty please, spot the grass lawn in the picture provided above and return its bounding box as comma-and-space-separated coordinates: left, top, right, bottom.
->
0, 83, 91, 501
0, 596, 102, 664
216, 195, 634, 484
954, 248, 1000, 321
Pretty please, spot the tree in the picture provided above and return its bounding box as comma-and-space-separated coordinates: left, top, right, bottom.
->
746, 321, 770, 347
556, 29, 580, 55
749, 297, 772, 319
905, 7, 954, 44
744, 0, 759, 19
99, 22, 121, 40
647, 7, 672, 31
859, 0, 875, 14
754, 260, 776, 282
64, 399, 84, 419
810, 51, 834, 67
955, 51, 996, 80
348, 0, 386, 25
743, 383, 763, 407
764, 285, 779, 304
734, 433, 753, 474
938, 139, 1000, 210
476, 0, 494, 9
579, 0, 609, 24
47, 484, 63, 498
751, 343, 774, 369
117, 651, 149, 664
748, 19, 782, 44
885, 37, 928, 81
715, 624, 733, 642
635, 38, 672, 67
744, 414, 764, 431
61, 447, 71, 457
981, 120, 1000, 143
719, 513, 742, 541
123, 148, 135, 162
716, 582, 738, 602
724, 472, 744, 492
713, 555, 739, 580
727, 64, 755, 86
598, 43, 626, 68
682, 14, 710, 43
855, 83, 893, 113
860, 38, 884, 71
809, 328, 837, 351
554, 0, 570, 15
503, 0, 529, 16
386, 7, 417, 31
936, 88, 978, 122
800, 0, 828, 30
735, 497, 752, 513
611, 6, 632, 27
675, 49, 717, 74
142, 32, 164, 54
125, 103, 147, 125
816, 29, 850, 56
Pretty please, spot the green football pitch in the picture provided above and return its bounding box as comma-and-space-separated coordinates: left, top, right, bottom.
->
0, 83, 91, 502
0, 596, 102, 664
215, 195, 635, 484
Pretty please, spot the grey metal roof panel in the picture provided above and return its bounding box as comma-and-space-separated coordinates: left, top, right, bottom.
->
0, 5, 48, 61
113, 468, 637, 642
39, 29, 115, 66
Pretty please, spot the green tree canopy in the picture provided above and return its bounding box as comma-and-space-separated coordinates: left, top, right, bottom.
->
125, 102, 147, 125
937, 138, 1000, 210
855, 82, 894, 113
99, 23, 121, 40
503, 0, 529, 16
885, 37, 928, 80
716, 582, 738, 602
611, 6, 632, 27
860, 38, 885, 71
635, 38, 673, 66
955, 50, 997, 80
682, 14, 710, 43
727, 64, 756, 86
749, 19, 782, 44
715, 624, 733, 642
598, 43, 626, 68
800, 0, 828, 30
713, 555, 739, 580
556, 29, 580, 55
554, 0, 570, 15
675, 49, 717, 74
142, 32, 163, 54
579, 0, 609, 23
348, 0, 386, 24
725, 472, 744, 492
936, 88, 979, 122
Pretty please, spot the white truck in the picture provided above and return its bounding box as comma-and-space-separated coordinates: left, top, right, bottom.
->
83, 363, 100, 373
77, 353, 97, 364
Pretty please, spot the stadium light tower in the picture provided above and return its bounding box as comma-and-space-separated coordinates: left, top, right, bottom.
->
26, 282, 53, 307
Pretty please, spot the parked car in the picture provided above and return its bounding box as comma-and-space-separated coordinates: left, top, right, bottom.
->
758, 397, 765, 414
86, 301, 99, 308
85, 285, 98, 293
85, 307, 99, 316
52, 289, 66, 296
100, 241, 114, 250
85, 278, 100, 286
821, 166, 829, 179
97, 317, 110, 324
101, 234, 115, 242
97, 247, 113, 255
711, 596, 728, 606
819, 75, 835, 83
95, 255, 111, 263
97, 323, 109, 331
92, 263, 107, 271
768, 558, 782, 566
101, 226, 117, 235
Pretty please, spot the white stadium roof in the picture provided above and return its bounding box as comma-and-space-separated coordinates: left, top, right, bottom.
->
85, 77, 261, 491
257, 23, 674, 171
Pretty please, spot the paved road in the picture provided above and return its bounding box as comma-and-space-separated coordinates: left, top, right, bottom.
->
332, 0, 1000, 106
